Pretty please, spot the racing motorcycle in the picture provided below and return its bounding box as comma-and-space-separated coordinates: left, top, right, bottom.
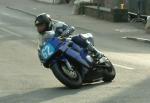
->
38, 31, 116, 89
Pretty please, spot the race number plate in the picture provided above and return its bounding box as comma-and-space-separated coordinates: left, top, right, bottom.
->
41, 43, 55, 60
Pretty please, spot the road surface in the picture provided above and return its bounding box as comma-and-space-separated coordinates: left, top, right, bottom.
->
0, 0, 150, 103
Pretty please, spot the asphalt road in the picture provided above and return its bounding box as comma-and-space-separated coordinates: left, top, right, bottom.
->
0, 0, 150, 103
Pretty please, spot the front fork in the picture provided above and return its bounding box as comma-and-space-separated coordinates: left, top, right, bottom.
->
60, 58, 79, 79
61, 58, 89, 80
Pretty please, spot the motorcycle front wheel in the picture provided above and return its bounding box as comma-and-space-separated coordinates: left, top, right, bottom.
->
51, 62, 82, 89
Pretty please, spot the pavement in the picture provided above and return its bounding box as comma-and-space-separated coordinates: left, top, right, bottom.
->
0, 0, 150, 103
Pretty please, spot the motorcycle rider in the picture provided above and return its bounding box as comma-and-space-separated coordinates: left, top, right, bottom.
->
35, 13, 101, 66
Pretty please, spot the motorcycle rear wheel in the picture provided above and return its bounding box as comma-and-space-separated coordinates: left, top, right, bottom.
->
102, 61, 116, 82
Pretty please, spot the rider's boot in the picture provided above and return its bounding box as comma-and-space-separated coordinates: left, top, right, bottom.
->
86, 41, 103, 63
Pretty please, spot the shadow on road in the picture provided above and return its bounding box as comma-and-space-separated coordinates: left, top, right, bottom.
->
0, 82, 109, 103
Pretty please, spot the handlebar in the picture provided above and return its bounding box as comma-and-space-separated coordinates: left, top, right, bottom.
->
61, 26, 75, 38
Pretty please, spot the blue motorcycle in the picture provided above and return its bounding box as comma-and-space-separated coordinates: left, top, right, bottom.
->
38, 33, 116, 89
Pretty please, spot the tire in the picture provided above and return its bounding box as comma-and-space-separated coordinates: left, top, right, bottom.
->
51, 62, 82, 89
102, 61, 116, 82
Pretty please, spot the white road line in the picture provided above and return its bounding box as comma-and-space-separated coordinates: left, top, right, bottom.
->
0, 27, 22, 37
1, 12, 26, 20
113, 63, 135, 70
2, 12, 17, 18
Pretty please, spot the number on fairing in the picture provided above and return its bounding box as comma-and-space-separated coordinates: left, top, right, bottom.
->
42, 44, 54, 59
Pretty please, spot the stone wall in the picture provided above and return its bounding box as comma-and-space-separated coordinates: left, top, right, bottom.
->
102, 0, 150, 15
93, 0, 128, 9
74, 0, 150, 15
